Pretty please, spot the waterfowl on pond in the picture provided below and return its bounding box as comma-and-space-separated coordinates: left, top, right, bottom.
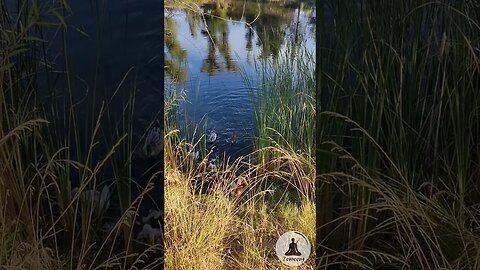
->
230, 176, 247, 198
207, 159, 217, 171
229, 132, 238, 145
142, 209, 162, 224
136, 224, 162, 244
101, 222, 116, 242
207, 130, 217, 143
191, 150, 200, 161
205, 155, 220, 171
71, 185, 111, 215
207, 162, 217, 171
142, 127, 163, 158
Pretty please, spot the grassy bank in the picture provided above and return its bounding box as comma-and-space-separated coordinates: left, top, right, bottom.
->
318, 1, 480, 268
1, 1, 163, 268
164, 44, 316, 268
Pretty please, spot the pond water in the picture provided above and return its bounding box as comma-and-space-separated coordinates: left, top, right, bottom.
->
64, 0, 164, 131
5, 0, 314, 216
19, 0, 166, 218
165, 0, 315, 161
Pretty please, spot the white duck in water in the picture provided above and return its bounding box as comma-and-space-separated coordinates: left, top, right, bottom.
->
193, 151, 200, 161
71, 185, 110, 216
207, 130, 217, 143
136, 224, 162, 244
142, 209, 162, 224
206, 156, 219, 171
142, 127, 163, 158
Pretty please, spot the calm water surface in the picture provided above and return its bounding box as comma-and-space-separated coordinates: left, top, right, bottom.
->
165, 0, 315, 161
26, 0, 165, 216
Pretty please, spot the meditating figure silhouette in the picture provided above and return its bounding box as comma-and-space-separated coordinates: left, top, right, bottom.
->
284, 238, 301, 256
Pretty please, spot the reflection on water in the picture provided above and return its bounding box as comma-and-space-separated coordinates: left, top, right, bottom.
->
164, 0, 315, 160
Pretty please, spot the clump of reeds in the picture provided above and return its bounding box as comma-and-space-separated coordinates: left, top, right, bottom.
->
243, 45, 315, 199
248, 46, 315, 158
1, 0, 163, 268
318, 1, 480, 268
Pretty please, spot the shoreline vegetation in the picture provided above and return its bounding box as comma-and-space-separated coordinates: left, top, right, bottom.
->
318, 1, 480, 269
1, 0, 316, 269
164, 1, 316, 268
1, 0, 163, 269
164, 50, 316, 269
7, 0, 480, 269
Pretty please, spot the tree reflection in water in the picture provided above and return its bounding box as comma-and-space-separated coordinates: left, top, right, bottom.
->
164, 15, 187, 83
164, 0, 315, 80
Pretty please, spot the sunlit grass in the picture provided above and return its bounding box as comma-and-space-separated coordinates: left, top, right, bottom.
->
163, 1, 317, 262
164, 35, 316, 268
244, 46, 315, 199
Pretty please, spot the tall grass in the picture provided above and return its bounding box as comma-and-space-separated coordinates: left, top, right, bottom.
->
318, 1, 480, 268
164, 3, 316, 268
1, 0, 163, 268
245, 46, 316, 199
164, 139, 316, 269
